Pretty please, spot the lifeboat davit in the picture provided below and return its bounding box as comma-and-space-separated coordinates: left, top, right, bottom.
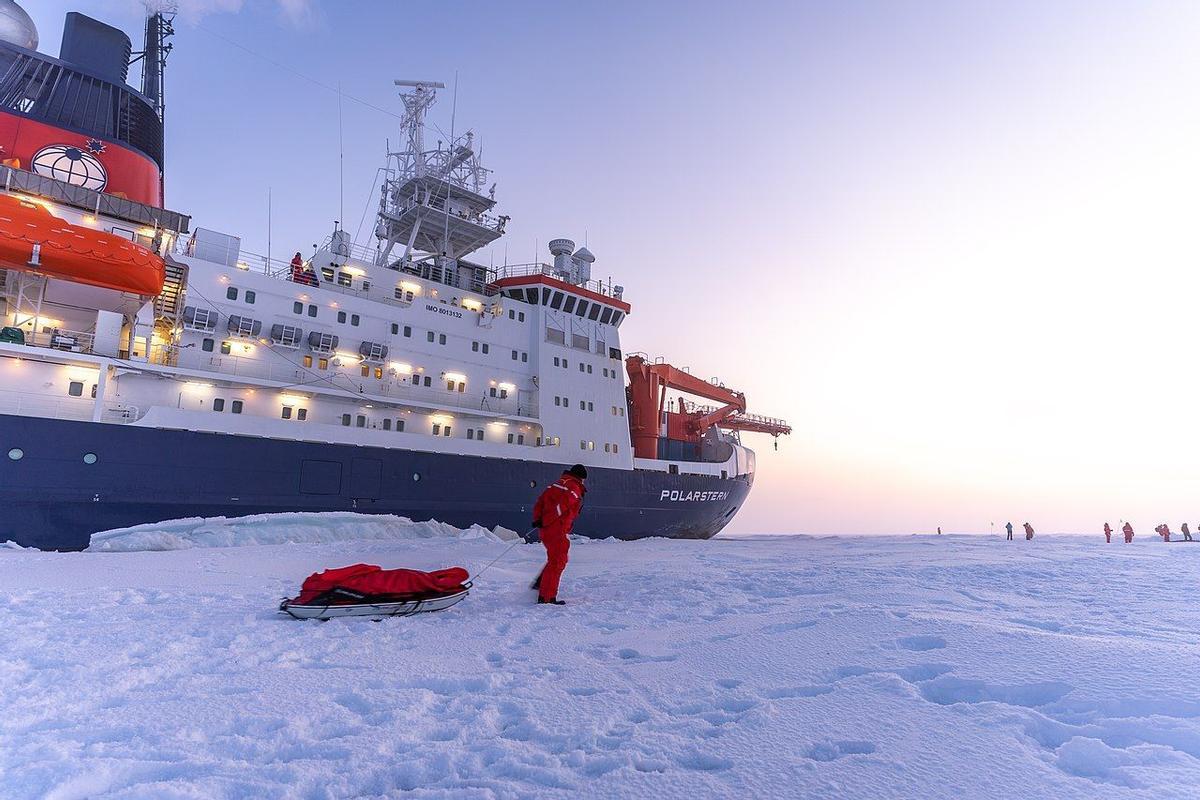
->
0, 194, 165, 296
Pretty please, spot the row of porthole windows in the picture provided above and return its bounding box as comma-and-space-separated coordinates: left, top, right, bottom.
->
551, 356, 619, 381
226, 287, 256, 304
552, 396, 594, 412
8, 448, 97, 464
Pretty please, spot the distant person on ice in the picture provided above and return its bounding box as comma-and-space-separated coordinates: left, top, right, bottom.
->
1024, 522, 1034, 540
1156, 524, 1171, 542
1103, 522, 1112, 543
1005, 522, 1013, 541
1182, 523, 1193, 542
529, 464, 588, 606
1122, 522, 1134, 543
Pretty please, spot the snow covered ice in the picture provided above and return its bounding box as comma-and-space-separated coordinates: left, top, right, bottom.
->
2, 523, 1199, 799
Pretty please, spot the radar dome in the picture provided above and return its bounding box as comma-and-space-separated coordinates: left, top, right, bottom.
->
548, 238, 575, 257
0, 1, 37, 51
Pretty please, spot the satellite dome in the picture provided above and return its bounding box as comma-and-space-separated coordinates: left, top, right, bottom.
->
548, 238, 575, 257
572, 246, 595, 263
0, 1, 37, 51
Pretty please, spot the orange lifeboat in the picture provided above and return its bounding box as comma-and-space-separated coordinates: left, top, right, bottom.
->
0, 194, 165, 296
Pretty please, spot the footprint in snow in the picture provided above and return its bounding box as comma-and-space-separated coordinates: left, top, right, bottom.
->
806, 739, 877, 761
617, 648, 677, 663
896, 635, 947, 651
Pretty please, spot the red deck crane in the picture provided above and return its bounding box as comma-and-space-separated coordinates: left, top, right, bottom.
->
625, 354, 791, 459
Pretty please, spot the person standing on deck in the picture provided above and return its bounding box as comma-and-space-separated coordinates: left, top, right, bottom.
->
1122, 522, 1134, 543
1103, 522, 1112, 543
1005, 522, 1014, 541
1182, 523, 1193, 542
529, 464, 588, 606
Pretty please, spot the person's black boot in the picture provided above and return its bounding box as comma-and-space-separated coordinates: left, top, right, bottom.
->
537, 597, 566, 605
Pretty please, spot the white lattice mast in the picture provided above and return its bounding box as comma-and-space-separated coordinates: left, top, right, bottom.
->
394, 79, 441, 182
373, 79, 504, 271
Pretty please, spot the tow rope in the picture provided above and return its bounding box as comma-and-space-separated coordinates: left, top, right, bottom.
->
471, 529, 534, 582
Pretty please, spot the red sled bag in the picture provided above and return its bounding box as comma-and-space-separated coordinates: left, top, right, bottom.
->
294, 563, 469, 604
280, 563, 472, 619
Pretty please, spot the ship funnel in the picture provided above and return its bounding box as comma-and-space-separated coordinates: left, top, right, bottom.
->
548, 238, 574, 277
0, 0, 38, 50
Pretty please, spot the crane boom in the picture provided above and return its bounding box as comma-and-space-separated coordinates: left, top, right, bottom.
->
625, 354, 789, 459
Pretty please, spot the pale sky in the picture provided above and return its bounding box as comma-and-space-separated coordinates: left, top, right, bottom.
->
31, 0, 1200, 534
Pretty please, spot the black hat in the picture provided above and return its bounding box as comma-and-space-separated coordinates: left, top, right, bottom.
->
568, 464, 588, 480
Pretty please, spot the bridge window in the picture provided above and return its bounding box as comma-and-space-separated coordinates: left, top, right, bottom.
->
231, 401, 243, 414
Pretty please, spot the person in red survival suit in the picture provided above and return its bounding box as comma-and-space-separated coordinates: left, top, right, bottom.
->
290, 251, 306, 283
1023, 522, 1034, 540
1103, 522, 1112, 543
530, 464, 588, 605
289, 252, 319, 286
1122, 522, 1134, 543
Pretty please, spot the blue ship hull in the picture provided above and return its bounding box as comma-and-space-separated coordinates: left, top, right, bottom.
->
0, 414, 751, 550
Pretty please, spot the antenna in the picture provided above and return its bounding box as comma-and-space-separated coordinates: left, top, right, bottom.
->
338, 81, 345, 227
442, 72, 458, 261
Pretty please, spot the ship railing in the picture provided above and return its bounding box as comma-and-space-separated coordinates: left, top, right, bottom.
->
12, 327, 97, 356
491, 262, 624, 301
385, 198, 507, 234
214, 247, 424, 309
167, 349, 540, 417
315, 235, 383, 266
0, 165, 191, 234
0, 387, 140, 425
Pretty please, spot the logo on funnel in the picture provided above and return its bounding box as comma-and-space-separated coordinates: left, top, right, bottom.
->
30, 143, 108, 192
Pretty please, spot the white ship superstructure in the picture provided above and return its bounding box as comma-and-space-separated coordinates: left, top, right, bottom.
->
0, 3, 789, 549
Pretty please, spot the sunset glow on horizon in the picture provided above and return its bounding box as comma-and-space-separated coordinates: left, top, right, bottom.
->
36, 0, 1200, 534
